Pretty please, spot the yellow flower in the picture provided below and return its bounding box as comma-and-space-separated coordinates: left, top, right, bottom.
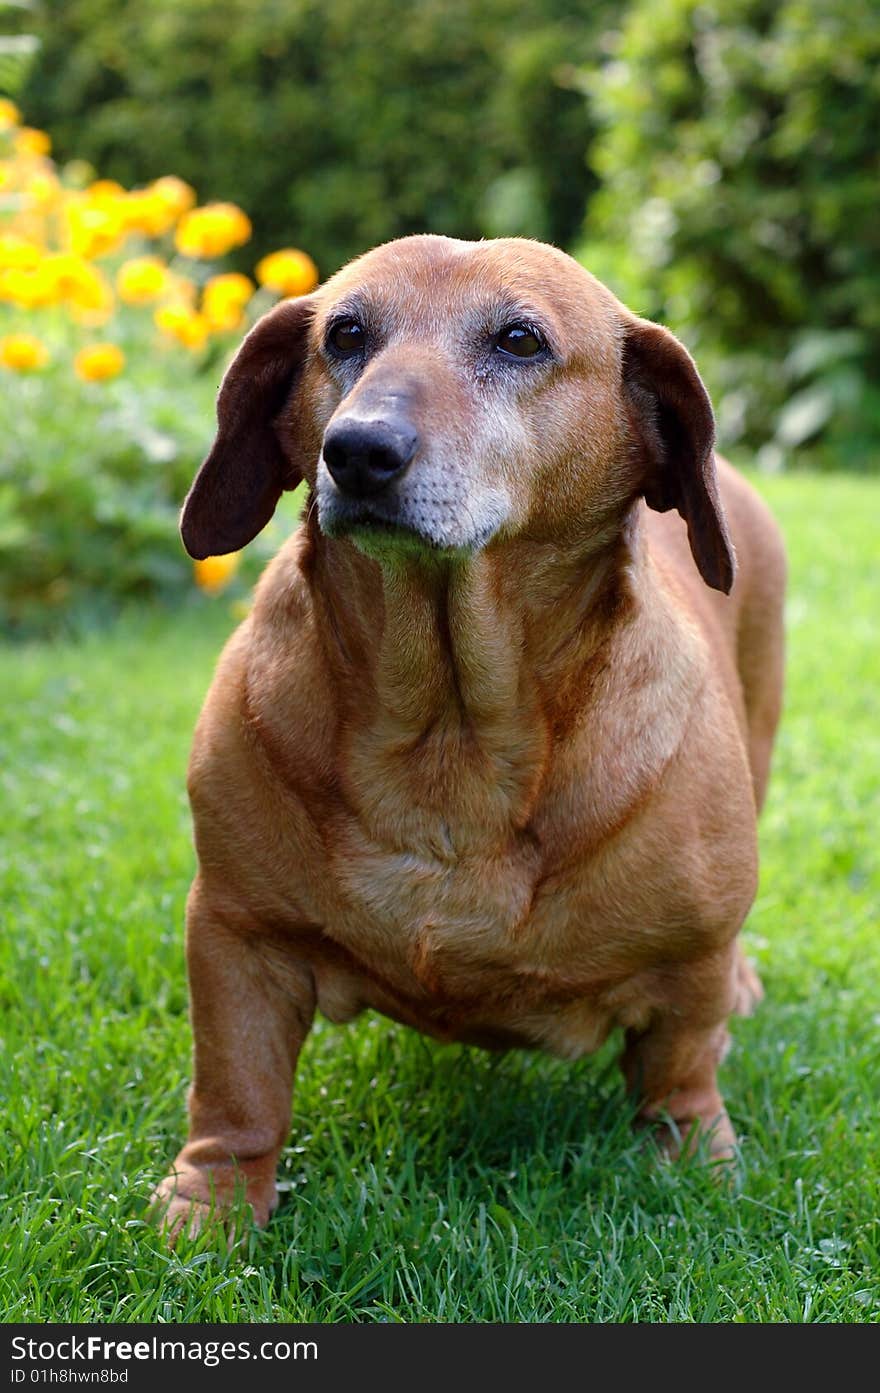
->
0, 234, 42, 271
0, 266, 56, 308
201, 272, 254, 331
0, 98, 21, 130
122, 177, 196, 237
194, 552, 240, 593
0, 333, 49, 372
202, 302, 243, 333
122, 189, 171, 238
24, 168, 61, 207
42, 253, 112, 312
64, 194, 127, 259
14, 127, 52, 157
150, 175, 196, 218
154, 303, 210, 350
166, 274, 197, 307
117, 256, 169, 304
255, 248, 319, 297
174, 202, 252, 259
204, 271, 253, 303
74, 343, 125, 382
86, 179, 127, 201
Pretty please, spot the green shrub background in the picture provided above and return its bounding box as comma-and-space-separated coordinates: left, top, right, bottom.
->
2, 0, 877, 632
578, 0, 880, 472
24, 0, 606, 271
24, 0, 878, 470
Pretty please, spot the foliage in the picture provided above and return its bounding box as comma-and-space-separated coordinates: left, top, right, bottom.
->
578, 0, 880, 469
0, 0, 40, 98
2, 0, 878, 631
0, 106, 316, 632
22, 0, 609, 274
0, 472, 878, 1320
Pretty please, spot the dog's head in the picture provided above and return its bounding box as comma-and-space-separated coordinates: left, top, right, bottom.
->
181, 235, 734, 592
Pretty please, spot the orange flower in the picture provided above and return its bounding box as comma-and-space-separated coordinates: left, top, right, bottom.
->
74, 343, 125, 382
0, 333, 49, 372
194, 552, 240, 593
255, 248, 319, 297
175, 202, 252, 259
14, 127, 52, 157
86, 180, 127, 201
0, 98, 21, 130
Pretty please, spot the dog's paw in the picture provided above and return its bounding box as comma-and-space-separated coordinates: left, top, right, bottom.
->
639, 1106, 739, 1180
149, 1167, 275, 1244
149, 1183, 216, 1243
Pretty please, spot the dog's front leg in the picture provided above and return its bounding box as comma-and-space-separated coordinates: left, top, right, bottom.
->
151, 880, 316, 1240
621, 946, 741, 1164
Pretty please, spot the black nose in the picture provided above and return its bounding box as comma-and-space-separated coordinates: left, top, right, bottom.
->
322, 417, 418, 499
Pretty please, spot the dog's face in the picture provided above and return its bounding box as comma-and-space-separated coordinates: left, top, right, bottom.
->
181, 235, 734, 592
308, 236, 626, 557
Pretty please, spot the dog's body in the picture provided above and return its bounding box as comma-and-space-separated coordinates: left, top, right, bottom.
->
155, 236, 785, 1235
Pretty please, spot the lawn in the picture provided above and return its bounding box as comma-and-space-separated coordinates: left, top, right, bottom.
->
1, 471, 878, 1323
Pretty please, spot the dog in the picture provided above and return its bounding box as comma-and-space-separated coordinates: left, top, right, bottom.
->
152, 234, 785, 1237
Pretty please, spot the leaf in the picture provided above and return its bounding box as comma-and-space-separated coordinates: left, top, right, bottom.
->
784, 331, 864, 380
775, 387, 835, 447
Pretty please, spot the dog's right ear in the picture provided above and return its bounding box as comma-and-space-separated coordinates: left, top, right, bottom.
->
180, 294, 317, 560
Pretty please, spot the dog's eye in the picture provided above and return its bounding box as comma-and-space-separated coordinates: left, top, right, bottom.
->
495, 323, 545, 359
328, 319, 365, 355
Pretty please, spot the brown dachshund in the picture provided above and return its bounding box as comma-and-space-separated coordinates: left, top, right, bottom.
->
153, 235, 785, 1237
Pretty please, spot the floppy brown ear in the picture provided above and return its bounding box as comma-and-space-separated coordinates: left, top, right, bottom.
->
180, 294, 317, 560
622, 315, 735, 594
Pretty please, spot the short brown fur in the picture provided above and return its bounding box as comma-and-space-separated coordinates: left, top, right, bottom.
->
155, 235, 785, 1236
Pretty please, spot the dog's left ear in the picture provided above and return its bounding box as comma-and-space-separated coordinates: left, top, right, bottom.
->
622, 314, 735, 594
180, 294, 317, 560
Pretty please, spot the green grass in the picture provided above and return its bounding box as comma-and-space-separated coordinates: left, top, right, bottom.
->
2, 471, 878, 1323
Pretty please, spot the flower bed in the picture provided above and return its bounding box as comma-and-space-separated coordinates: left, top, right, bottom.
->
0, 100, 317, 630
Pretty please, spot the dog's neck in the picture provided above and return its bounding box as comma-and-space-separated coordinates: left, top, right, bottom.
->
313, 519, 632, 716
304, 513, 643, 853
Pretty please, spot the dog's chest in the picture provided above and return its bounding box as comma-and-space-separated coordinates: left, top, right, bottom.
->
314, 696, 558, 979
308, 811, 662, 1057
279, 646, 725, 1047
328, 814, 543, 981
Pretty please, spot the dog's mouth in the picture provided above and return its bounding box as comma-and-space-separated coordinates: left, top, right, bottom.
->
315, 478, 502, 558
314, 449, 513, 558
319, 502, 458, 562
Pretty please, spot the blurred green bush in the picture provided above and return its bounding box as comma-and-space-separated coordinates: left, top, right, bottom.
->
25, 0, 878, 473
0, 353, 215, 630
24, 0, 607, 274
0, 347, 302, 633
4, 0, 878, 635
578, 0, 880, 470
